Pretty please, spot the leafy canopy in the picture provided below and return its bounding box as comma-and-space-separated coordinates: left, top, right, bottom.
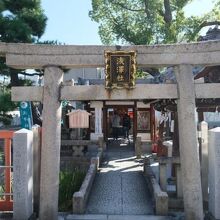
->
89, 0, 220, 45
0, 0, 47, 43
0, 0, 47, 86
0, 0, 47, 122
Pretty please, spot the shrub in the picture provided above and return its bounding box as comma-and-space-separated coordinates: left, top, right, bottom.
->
58, 169, 86, 211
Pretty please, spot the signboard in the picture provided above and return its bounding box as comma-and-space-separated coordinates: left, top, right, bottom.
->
19, 101, 33, 130
105, 51, 137, 89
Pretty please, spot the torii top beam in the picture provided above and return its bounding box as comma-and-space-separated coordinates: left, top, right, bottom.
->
0, 40, 220, 69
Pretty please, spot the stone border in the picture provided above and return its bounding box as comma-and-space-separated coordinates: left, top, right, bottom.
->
72, 148, 103, 214
143, 158, 168, 216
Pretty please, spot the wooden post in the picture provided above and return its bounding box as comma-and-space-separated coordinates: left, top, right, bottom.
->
174, 65, 203, 220
39, 66, 63, 220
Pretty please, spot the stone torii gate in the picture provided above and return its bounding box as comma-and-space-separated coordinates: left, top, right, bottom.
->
1, 41, 220, 220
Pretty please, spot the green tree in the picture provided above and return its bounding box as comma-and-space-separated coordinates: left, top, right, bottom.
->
0, 89, 17, 125
0, 0, 47, 86
89, 0, 220, 45
0, 0, 47, 125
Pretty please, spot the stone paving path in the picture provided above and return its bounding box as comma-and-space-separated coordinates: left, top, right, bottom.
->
66, 214, 172, 220
86, 140, 154, 215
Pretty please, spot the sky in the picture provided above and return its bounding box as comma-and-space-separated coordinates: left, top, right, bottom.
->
40, 0, 216, 45
40, 0, 102, 45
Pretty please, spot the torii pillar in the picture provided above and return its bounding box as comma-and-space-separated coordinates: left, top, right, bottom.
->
39, 66, 63, 220
174, 65, 203, 220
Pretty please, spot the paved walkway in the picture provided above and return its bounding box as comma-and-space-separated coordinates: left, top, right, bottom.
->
86, 140, 154, 215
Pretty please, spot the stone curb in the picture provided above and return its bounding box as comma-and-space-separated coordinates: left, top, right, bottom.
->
72, 148, 103, 214
144, 159, 168, 216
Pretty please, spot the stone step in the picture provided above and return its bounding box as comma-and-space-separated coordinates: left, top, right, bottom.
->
66, 214, 172, 220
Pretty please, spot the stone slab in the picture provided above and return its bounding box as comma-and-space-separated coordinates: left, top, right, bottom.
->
4, 40, 220, 68
109, 215, 171, 220
73, 164, 97, 214
2, 40, 220, 55
86, 146, 153, 215
13, 129, 33, 220
66, 214, 171, 220
67, 214, 107, 220
11, 83, 220, 103
208, 127, 220, 219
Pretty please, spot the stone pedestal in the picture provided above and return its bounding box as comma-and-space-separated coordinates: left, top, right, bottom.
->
159, 163, 167, 192
13, 129, 33, 220
208, 127, 220, 219
135, 136, 142, 158
90, 101, 103, 140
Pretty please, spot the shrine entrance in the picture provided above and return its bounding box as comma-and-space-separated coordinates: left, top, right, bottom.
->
2, 41, 220, 220
104, 104, 135, 141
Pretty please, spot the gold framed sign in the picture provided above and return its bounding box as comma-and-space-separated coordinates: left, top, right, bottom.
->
105, 50, 137, 89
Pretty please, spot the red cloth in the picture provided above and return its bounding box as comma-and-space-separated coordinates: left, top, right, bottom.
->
152, 143, 158, 153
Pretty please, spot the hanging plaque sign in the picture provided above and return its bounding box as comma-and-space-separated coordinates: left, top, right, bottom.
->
105, 51, 137, 89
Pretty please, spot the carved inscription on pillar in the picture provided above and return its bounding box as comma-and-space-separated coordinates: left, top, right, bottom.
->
105, 51, 136, 89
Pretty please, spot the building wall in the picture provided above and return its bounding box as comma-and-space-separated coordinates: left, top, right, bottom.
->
64, 68, 105, 82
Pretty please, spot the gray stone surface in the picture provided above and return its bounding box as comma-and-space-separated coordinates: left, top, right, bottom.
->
175, 65, 203, 220
159, 163, 167, 192
66, 214, 172, 220
86, 142, 153, 215
13, 129, 33, 220
4, 41, 220, 68
32, 125, 41, 214
208, 127, 220, 219
39, 66, 63, 220
144, 160, 168, 215
12, 83, 220, 103
175, 165, 183, 198
73, 164, 97, 214
135, 136, 142, 158
199, 121, 208, 202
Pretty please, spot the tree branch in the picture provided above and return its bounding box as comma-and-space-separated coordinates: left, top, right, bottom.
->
199, 21, 220, 29
190, 20, 220, 41
163, 0, 172, 23
143, 0, 150, 19
19, 72, 43, 77
157, 9, 165, 18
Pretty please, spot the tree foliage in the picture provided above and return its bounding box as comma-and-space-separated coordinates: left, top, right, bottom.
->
0, 88, 18, 125
0, 0, 47, 124
0, 0, 47, 86
89, 0, 220, 45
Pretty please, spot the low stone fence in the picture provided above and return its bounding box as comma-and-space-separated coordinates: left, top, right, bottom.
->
61, 137, 106, 157
72, 148, 103, 214
143, 157, 168, 215
158, 156, 183, 210
60, 157, 90, 172
135, 136, 152, 157
135, 136, 142, 158
90, 148, 103, 169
